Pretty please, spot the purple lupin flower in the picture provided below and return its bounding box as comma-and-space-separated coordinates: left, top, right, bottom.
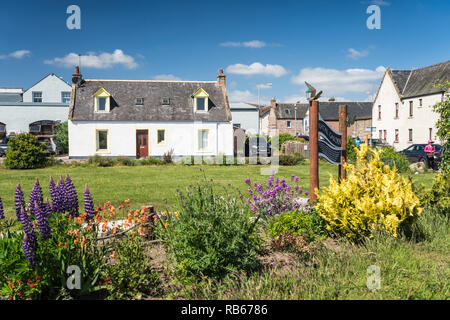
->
57, 176, 66, 213
0, 196, 4, 220
83, 184, 95, 221
29, 179, 43, 216
49, 176, 59, 213
44, 198, 52, 217
22, 234, 37, 269
35, 202, 51, 240
14, 184, 26, 220
64, 174, 79, 217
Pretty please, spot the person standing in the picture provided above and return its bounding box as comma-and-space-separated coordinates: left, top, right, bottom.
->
355, 136, 362, 147
424, 140, 436, 170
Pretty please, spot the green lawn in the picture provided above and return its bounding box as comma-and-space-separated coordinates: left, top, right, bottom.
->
0, 161, 437, 219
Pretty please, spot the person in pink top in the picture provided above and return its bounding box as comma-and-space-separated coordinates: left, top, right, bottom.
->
424, 140, 436, 170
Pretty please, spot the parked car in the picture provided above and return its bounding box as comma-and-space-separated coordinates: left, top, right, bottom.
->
296, 135, 310, 141
0, 137, 9, 157
36, 135, 62, 155
368, 138, 390, 148
245, 136, 272, 157
400, 144, 442, 165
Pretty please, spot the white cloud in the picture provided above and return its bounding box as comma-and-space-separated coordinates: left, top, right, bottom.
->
228, 89, 271, 105
226, 62, 288, 77
347, 48, 370, 60
0, 50, 31, 59
44, 49, 138, 69
220, 40, 266, 48
291, 66, 385, 96
370, 0, 390, 6
256, 83, 273, 89
152, 74, 181, 81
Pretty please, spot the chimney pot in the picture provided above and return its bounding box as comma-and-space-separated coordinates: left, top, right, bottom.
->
75, 66, 79, 75
219, 69, 223, 75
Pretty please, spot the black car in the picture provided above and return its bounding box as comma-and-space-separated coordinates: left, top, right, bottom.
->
400, 144, 442, 165
245, 136, 272, 157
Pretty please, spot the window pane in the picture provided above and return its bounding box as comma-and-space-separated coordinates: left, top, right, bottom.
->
98, 97, 106, 111
62, 92, 71, 103
157, 130, 165, 144
33, 92, 42, 103
97, 131, 108, 150
196, 98, 205, 111
198, 130, 208, 149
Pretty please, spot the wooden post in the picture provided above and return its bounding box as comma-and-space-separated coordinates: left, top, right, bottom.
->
338, 105, 347, 182
309, 100, 319, 202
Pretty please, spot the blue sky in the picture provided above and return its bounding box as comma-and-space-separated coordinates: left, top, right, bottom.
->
1, 0, 449, 104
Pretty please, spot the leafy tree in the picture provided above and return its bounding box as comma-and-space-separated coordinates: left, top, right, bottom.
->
53, 121, 68, 154
433, 81, 449, 174
5, 133, 49, 169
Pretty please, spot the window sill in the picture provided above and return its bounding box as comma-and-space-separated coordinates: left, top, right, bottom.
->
95, 150, 110, 154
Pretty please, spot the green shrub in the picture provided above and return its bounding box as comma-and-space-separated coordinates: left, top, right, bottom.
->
103, 236, 159, 299
53, 121, 68, 154
279, 153, 305, 166
270, 133, 295, 151
421, 173, 450, 215
378, 147, 410, 173
268, 208, 327, 245
346, 137, 357, 162
4, 133, 49, 169
156, 182, 260, 281
115, 156, 135, 166
140, 157, 163, 165
87, 155, 116, 167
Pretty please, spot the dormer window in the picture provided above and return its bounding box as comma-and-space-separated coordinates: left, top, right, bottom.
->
94, 87, 111, 113
136, 98, 144, 105
162, 97, 170, 105
193, 88, 209, 113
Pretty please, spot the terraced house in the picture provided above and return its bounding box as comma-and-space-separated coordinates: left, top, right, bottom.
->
372, 60, 449, 151
68, 68, 234, 159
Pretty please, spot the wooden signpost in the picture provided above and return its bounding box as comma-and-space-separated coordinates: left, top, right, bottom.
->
306, 82, 348, 202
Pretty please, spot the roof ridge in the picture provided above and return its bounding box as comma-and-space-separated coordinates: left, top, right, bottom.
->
84, 79, 216, 83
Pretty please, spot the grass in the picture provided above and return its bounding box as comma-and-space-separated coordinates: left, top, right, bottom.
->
163, 210, 449, 300
0, 161, 437, 219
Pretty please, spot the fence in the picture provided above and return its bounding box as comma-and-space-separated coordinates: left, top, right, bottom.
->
284, 141, 309, 159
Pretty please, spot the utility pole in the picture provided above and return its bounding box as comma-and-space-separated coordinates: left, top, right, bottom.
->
309, 99, 319, 202
338, 105, 348, 182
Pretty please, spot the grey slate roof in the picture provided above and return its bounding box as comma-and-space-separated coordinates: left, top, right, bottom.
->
400, 60, 450, 98
70, 80, 231, 122
267, 101, 372, 121
391, 70, 411, 93
388, 60, 450, 98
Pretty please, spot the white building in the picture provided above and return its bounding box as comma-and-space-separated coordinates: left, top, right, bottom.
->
0, 73, 71, 139
229, 102, 259, 134
68, 68, 234, 159
372, 60, 449, 151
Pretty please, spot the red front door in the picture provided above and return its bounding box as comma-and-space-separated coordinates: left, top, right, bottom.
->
136, 130, 148, 159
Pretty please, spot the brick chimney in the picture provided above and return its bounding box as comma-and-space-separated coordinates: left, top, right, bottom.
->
268, 97, 277, 136
72, 66, 83, 86
270, 97, 277, 108
217, 69, 226, 88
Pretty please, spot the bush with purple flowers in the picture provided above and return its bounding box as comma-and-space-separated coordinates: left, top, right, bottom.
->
244, 174, 307, 218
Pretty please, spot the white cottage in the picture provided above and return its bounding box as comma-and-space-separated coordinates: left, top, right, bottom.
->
0, 73, 71, 139
372, 60, 449, 151
68, 68, 234, 159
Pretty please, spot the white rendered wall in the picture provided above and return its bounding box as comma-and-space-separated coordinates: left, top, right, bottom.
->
372, 74, 443, 151
23, 74, 71, 103
0, 104, 69, 133
68, 121, 234, 158
230, 109, 259, 134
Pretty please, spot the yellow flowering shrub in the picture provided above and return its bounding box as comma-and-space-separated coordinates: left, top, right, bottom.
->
315, 144, 422, 240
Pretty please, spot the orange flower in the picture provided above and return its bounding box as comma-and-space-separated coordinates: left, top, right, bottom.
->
140, 208, 146, 214
164, 222, 168, 229
124, 221, 129, 228
75, 230, 80, 237
86, 226, 92, 231
131, 231, 135, 237
138, 226, 142, 234
80, 237, 86, 247
112, 251, 116, 258
102, 224, 107, 232
124, 198, 130, 204
113, 227, 117, 234
68, 216, 72, 222
64, 242, 67, 249
58, 241, 62, 247
74, 238, 79, 245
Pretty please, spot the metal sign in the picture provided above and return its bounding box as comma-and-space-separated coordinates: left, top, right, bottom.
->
317, 114, 342, 148
318, 139, 342, 165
